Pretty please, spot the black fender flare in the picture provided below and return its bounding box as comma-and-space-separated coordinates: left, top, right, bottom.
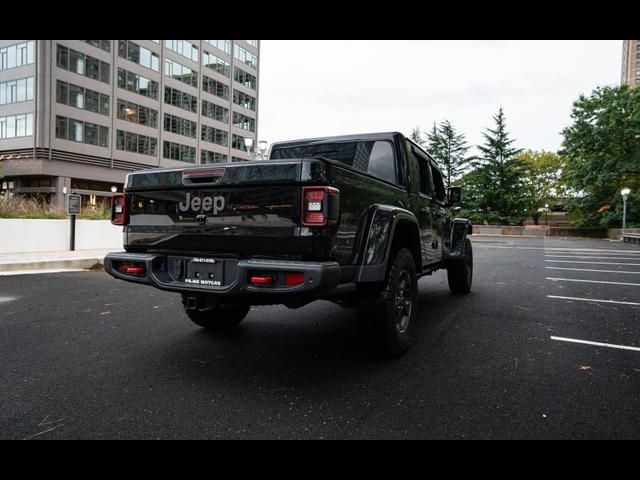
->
445, 217, 473, 260
355, 205, 421, 283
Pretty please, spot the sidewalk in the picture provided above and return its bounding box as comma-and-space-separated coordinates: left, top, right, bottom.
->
0, 249, 114, 275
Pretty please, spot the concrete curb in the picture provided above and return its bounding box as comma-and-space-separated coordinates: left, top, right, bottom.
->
0, 257, 104, 273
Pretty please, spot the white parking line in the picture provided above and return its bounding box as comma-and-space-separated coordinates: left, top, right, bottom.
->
546, 267, 640, 275
551, 336, 640, 352
544, 248, 640, 254
545, 255, 640, 260
547, 277, 640, 286
547, 295, 640, 306
545, 260, 640, 266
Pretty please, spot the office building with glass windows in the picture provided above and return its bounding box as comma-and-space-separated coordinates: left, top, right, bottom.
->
0, 40, 260, 208
622, 40, 640, 86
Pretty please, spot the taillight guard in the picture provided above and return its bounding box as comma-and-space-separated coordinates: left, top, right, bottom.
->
301, 186, 340, 227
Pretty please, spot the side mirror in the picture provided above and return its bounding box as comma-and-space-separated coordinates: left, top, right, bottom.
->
447, 186, 462, 206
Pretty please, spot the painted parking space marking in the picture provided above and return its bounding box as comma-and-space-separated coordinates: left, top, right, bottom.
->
545, 255, 640, 260
0, 296, 17, 304
475, 244, 640, 254
546, 260, 640, 266
544, 249, 640, 254
547, 295, 640, 307
546, 267, 640, 275
551, 336, 640, 352
546, 277, 640, 286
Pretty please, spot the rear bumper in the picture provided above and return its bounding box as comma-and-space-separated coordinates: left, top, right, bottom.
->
104, 252, 342, 300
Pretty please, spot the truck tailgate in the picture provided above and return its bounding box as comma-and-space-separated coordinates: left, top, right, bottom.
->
124, 161, 303, 257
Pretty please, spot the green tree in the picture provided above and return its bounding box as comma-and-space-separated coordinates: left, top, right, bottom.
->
517, 150, 567, 225
409, 126, 426, 147
468, 107, 527, 225
427, 120, 471, 187
561, 85, 640, 228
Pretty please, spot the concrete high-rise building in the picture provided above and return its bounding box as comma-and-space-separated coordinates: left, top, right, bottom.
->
0, 40, 260, 208
621, 40, 639, 86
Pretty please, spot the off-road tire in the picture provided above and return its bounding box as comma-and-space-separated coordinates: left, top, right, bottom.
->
357, 248, 418, 357
181, 295, 250, 330
447, 238, 473, 294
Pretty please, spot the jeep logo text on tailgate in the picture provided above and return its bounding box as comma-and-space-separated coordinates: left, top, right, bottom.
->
178, 192, 225, 215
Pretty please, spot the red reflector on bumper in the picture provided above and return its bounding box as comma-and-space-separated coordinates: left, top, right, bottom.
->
250, 275, 274, 285
284, 272, 304, 286
117, 262, 146, 275
125, 267, 146, 274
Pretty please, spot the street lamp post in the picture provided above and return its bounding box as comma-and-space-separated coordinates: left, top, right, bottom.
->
244, 137, 269, 160
244, 137, 254, 159
545, 203, 549, 226
258, 140, 268, 160
621, 187, 631, 230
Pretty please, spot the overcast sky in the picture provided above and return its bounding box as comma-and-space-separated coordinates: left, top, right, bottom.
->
258, 40, 621, 154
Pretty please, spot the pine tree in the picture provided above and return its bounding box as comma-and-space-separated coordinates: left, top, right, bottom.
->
427, 120, 470, 187
471, 107, 527, 224
409, 126, 425, 146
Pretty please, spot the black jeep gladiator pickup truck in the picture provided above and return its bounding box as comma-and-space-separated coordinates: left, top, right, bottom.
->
105, 132, 473, 356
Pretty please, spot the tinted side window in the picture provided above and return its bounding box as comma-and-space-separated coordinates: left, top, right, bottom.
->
366, 141, 396, 184
418, 158, 431, 195
271, 140, 397, 185
430, 165, 446, 202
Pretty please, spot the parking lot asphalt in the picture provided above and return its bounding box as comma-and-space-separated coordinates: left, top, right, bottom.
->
1, 236, 639, 439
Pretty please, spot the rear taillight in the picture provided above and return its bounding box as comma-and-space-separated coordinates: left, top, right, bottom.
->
111, 193, 129, 226
301, 186, 340, 227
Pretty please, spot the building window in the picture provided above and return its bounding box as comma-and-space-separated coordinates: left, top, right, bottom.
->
201, 149, 228, 164
56, 80, 109, 116
0, 41, 35, 71
203, 51, 230, 77
55, 115, 108, 147
163, 86, 197, 113
233, 89, 256, 111
163, 140, 196, 163
163, 113, 197, 138
82, 40, 111, 53
245, 40, 258, 48
234, 67, 256, 90
205, 40, 231, 55
233, 112, 256, 132
231, 133, 249, 151
117, 67, 159, 100
116, 130, 157, 156
57, 45, 110, 84
164, 58, 198, 87
118, 40, 159, 72
0, 77, 34, 105
202, 75, 229, 100
233, 44, 257, 69
201, 124, 228, 146
0, 113, 33, 139
165, 40, 199, 62
201, 100, 229, 123
116, 99, 158, 128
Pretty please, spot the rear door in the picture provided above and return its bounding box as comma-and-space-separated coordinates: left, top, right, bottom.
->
428, 163, 448, 263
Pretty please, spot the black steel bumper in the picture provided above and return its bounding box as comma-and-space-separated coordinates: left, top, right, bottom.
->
104, 252, 342, 300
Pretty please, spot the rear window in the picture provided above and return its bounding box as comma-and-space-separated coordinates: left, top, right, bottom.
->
271, 140, 397, 185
